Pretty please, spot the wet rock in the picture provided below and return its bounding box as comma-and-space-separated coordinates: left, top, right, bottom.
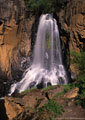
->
47, 82, 51, 86
29, 81, 36, 88
37, 81, 44, 89
36, 78, 46, 89
58, 77, 64, 84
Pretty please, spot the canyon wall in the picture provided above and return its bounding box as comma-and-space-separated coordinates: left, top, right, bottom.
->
58, 0, 85, 74
0, 0, 35, 81
0, 0, 35, 96
59, 0, 85, 52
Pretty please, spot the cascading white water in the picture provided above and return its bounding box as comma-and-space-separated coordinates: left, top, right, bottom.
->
9, 14, 68, 95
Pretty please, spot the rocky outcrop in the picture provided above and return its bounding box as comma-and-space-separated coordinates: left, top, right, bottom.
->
5, 97, 23, 120
3, 86, 85, 120
4, 86, 63, 120
64, 87, 79, 99
0, 0, 35, 82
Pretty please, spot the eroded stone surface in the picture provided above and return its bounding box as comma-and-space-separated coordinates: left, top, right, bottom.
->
58, 0, 85, 75
0, 0, 35, 81
59, 0, 85, 52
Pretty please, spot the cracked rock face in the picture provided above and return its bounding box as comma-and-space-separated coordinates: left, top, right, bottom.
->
0, 0, 35, 82
59, 0, 85, 52
0, 0, 35, 97
58, 0, 85, 75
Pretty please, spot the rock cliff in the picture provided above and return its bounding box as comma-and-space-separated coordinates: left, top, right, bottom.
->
58, 0, 85, 74
0, 0, 35, 96
0, 0, 35, 81
59, 0, 85, 52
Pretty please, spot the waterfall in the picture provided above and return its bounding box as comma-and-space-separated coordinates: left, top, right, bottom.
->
9, 14, 68, 95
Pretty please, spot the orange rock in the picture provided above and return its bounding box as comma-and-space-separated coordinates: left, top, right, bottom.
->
64, 87, 79, 99
0, 0, 35, 80
5, 97, 23, 120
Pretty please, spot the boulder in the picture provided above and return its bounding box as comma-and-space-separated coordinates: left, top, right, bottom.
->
64, 87, 79, 99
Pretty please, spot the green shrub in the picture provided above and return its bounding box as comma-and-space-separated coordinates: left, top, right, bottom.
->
70, 51, 85, 73
79, 52, 85, 74
54, 91, 64, 98
70, 51, 81, 64
45, 100, 63, 114
43, 85, 57, 91
75, 74, 85, 108
25, 0, 68, 14
20, 87, 37, 95
64, 83, 75, 93
71, 51, 85, 108
39, 99, 64, 118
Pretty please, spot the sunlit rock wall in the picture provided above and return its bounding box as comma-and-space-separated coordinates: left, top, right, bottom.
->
0, 0, 35, 81
58, 0, 85, 74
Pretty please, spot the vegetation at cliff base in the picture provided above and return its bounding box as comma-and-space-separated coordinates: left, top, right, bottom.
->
70, 51, 85, 108
38, 99, 64, 119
